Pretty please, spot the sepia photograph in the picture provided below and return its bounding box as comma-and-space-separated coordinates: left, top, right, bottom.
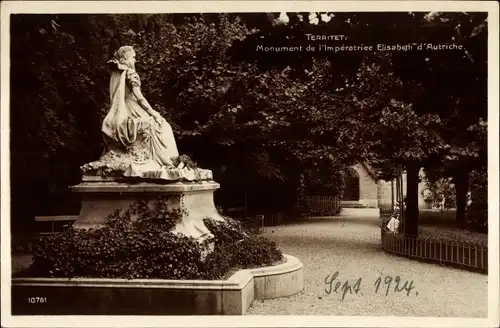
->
1, 1, 498, 327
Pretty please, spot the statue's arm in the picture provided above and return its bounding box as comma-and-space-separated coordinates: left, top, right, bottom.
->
131, 85, 157, 116
127, 71, 162, 121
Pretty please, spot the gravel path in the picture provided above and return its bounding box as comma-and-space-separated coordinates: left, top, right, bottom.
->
246, 216, 488, 317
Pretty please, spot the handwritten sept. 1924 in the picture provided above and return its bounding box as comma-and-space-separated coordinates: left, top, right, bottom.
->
324, 271, 418, 301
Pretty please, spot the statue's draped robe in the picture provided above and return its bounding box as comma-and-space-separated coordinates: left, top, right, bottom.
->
97, 69, 212, 181
102, 69, 179, 163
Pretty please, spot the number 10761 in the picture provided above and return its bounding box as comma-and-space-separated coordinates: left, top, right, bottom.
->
28, 297, 47, 304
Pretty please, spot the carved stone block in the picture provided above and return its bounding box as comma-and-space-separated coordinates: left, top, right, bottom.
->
71, 179, 224, 241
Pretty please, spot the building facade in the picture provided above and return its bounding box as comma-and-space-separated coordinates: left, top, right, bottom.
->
341, 162, 430, 209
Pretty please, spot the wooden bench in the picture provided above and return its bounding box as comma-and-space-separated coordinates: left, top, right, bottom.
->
35, 215, 78, 234
239, 215, 264, 234
219, 207, 264, 234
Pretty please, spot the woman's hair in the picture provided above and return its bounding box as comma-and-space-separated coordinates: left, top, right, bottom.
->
107, 46, 135, 71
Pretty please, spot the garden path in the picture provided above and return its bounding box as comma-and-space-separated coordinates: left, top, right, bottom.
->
246, 215, 488, 317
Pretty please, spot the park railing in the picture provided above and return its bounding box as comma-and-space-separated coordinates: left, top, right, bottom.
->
381, 229, 488, 273
230, 212, 287, 234
219, 196, 340, 233
379, 205, 456, 219
261, 212, 285, 226
304, 196, 341, 216
218, 207, 288, 233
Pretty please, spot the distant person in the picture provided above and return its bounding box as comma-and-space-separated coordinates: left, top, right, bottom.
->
385, 201, 402, 233
386, 213, 400, 233
392, 202, 401, 218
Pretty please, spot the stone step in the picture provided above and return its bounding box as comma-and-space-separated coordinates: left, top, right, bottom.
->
341, 203, 367, 208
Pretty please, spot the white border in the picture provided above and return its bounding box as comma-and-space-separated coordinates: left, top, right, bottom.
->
1, 1, 498, 327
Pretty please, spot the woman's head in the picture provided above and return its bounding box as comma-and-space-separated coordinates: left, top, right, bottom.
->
108, 46, 136, 71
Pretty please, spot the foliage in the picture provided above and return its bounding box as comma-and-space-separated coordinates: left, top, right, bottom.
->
303, 157, 346, 197
418, 226, 487, 248
24, 200, 283, 280
10, 12, 487, 233
422, 174, 456, 210
348, 12, 488, 233
10, 14, 338, 227
29, 210, 201, 279
230, 236, 283, 267
466, 169, 487, 233
250, 11, 486, 177
203, 218, 283, 279
203, 216, 248, 245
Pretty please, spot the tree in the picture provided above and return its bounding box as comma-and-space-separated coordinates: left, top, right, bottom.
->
11, 13, 378, 229
388, 12, 487, 229
467, 168, 487, 232
305, 11, 488, 235
11, 12, 487, 236
422, 170, 457, 211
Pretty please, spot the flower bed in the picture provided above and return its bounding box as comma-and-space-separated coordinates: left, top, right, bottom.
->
380, 229, 487, 273
12, 254, 304, 315
16, 200, 283, 280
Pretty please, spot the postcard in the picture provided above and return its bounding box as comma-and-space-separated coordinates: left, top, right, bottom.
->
1, 1, 498, 327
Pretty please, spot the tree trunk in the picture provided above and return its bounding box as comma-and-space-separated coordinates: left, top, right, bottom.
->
404, 163, 420, 237
455, 171, 469, 228
391, 180, 394, 210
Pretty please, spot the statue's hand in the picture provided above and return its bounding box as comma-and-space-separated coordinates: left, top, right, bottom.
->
151, 111, 164, 126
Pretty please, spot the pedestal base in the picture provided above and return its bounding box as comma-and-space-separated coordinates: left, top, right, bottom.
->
71, 180, 224, 241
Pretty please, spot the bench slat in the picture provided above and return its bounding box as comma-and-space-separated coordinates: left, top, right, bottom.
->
35, 215, 79, 222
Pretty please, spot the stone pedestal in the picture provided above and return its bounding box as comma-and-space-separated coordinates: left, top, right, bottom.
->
71, 178, 224, 241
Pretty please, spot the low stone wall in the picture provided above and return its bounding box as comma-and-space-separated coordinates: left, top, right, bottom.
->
11, 254, 303, 315
340, 207, 380, 217
249, 255, 304, 300
381, 229, 488, 273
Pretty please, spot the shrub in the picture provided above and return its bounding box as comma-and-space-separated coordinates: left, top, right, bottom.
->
203, 216, 248, 245
202, 236, 284, 279
24, 200, 283, 280
201, 218, 283, 279
232, 236, 283, 268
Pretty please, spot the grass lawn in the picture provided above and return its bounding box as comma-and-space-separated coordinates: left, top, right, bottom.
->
419, 209, 487, 247
418, 225, 488, 248
381, 209, 487, 248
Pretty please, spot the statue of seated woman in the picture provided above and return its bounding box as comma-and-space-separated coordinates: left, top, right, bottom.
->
82, 46, 212, 182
